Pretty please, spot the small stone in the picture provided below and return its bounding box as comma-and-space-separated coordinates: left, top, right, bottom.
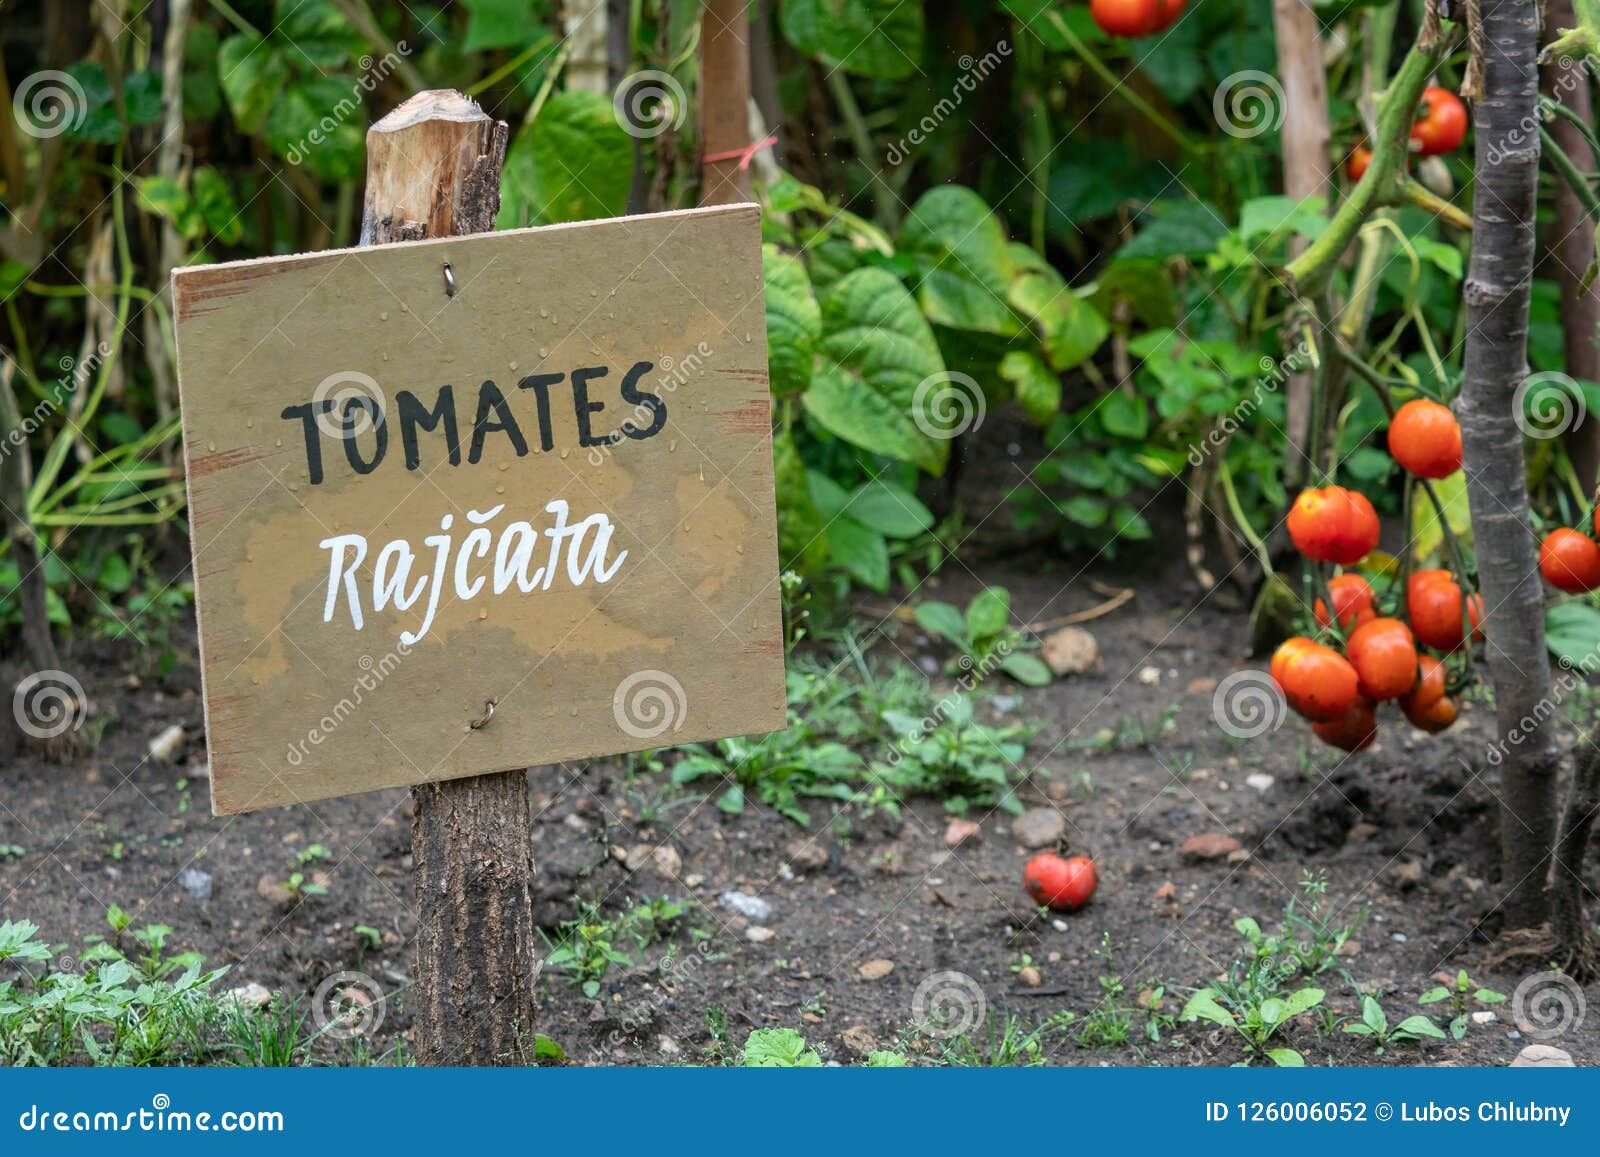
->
255, 873, 294, 907
1016, 966, 1042, 988
1391, 861, 1425, 889
785, 838, 829, 872
148, 724, 185, 762
719, 890, 772, 921
562, 813, 588, 833
657, 1035, 681, 1059
1185, 676, 1218, 695
1244, 773, 1275, 793
1510, 1044, 1574, 1068
1051, 919, 1069, 933
1391, 932, 1408, 944
840, 1024, 879, 1055
745, 926, 775, 943
857, 958, 894, 981
1336, 939, 1362, 957
1137, 665, 1161, 686
1013, 807, 1066, 849
1470, 1011, 1497, 1025
1225, 848, 1252, 865
1180, 833, 1241, 861
225, 982, 272, 1009
1154, 882, 1177, 901
1041, 627, 1099, 676
991, 695, 1020, 714
918, 656, 940, 677
944, 818, 982, 848
179, 867, 213, 901
652, 845, 683, 877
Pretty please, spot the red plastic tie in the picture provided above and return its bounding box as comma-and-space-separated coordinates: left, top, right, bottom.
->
702, 133, 779, 171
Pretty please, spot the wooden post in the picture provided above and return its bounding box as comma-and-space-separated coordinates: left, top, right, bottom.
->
359, 91, 538, 1064
699, 0, 752, 205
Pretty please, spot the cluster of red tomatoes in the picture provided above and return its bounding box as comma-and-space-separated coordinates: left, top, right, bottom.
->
1089, 0, 1185, 38
1271, 399, 1476, 751
1345, 86, 1469, 182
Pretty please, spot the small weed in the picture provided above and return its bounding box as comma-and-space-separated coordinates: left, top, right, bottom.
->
1342, 993, 1447, 1053
1418, 970, 1506, 1040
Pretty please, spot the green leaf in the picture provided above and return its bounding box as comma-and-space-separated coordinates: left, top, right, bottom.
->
900, 186, 1022, 336
1237, 195, 1329, 243
827, 518, 889, 592
965, 586, 1011, 640
135, 176, 202, 240
1098, 390, 1149, 440
845, 479, 933, 539
802, 268, 950, 476
1361, 995, 1387, 1033
806, 469, 851, 525
267, 75, 365, 179
462, 0, 540, 52
1418, 987, 1450, 1005
504, 91, 631, 224
741, 1026, 822, 1067
1000, 652, 1053, 687
913, 601, 969, 645
999, 351, 1061, 425
1394, 1015, 1447, 1039
1179, 989, 1235, 1028
218, 35, 288, 134
779, 0, 924, 80
192, 167, 243, 244
532, 1033, 566, 1060
1267, 1048, 1306, 1067
764, 247, 821, 398
774, 428, 826, 573
1408, 466, 1470, 561
1545, 601, 1600, 666
1116, 200, 1229, 263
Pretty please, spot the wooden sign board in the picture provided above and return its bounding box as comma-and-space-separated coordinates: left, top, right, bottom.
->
173, 204, 785, 815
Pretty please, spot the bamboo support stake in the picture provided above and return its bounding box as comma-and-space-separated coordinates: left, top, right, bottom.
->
359, 91, 538, 1065
699, 0, 752, 205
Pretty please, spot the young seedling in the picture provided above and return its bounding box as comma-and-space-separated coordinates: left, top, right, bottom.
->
1343, 993, 1447, 1053
1419, 970, 1506, 1039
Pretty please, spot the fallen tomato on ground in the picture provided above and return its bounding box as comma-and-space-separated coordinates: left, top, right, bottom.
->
1023, 852, 1097, 911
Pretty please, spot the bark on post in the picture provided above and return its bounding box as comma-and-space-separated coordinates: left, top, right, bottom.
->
0, 355, 61, 676
359, 91, 538, 1064
1457, 0, 1559, 930
1270, 0, 1331, 494
1542, 0, 1600, 487
700, 0, 752, 205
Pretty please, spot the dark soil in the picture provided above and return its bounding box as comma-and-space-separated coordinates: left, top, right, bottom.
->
3, 527, 1598, 1067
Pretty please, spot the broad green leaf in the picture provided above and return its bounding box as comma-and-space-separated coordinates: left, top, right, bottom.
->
1001, 652, 1053, 686
504, 91, 631, 224
741, 1026, 822, 1067
779, 0, 924, 80
462, 0, 540, 52
914, 601, 969, 645
999, 351, 1061, 425
1394, 1015, 1448, 1039
827, 518, 889, 592
267, 75, 366, 180
1267, 1048, 1306, 1067
802, 268, 950, 476
764, 247, 820, 398
1238, 195, 1329, 243
1361, 994, 1387, 1033
135, 176, 202, 240
774, 427, 826, 573
806, 469, 851, 525
900, 186, 1022, 336
1544, 601, 1600, 666
845, 479, 933, 539
1098, 390, 1149, 440
1116, 200, 1229, 263
192, 167, 243, 244
966, 586, 1011, 640
218, 35, 288, 133
1180, 989, 1235, 1028
1408, 469, 1471, 561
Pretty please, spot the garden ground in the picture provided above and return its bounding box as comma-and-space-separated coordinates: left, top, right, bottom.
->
5, 496, 1596, 1067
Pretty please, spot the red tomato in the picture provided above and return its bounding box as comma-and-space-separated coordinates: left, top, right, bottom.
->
1411, 86, 1469, 156
1346, 146, 1372, 182
1345, 616, 1419, 701
1315, 573, 1377, 630
1311, 696, 1377, 752
1024, 852, 1097, 911
1540, 528, 1600, 593
1406, 568, 1482, 651
1387, 398, 1462, 478
1270, 636, 1362, 722
1090, 0, 1163, 37
1287, 487, 1380, 565
1151, 0, 1186, 31
1400, 653, 1458, 733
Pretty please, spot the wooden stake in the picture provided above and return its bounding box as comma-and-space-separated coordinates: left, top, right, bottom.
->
699, 0, 752, 205
359, 90, 538, 1065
